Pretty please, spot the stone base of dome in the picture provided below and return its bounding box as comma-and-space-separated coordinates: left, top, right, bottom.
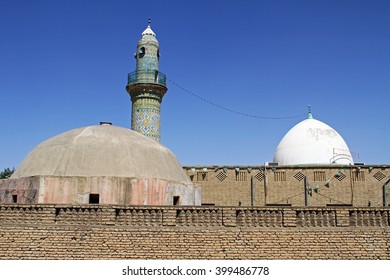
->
0, 176, 201, 206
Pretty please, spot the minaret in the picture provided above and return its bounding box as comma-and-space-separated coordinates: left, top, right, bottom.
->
126, 20, 168, 142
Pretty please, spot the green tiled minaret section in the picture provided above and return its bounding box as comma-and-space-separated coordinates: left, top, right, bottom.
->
126, 22, 167, 142
136, 36, 158, 74
131, 98, 161, 141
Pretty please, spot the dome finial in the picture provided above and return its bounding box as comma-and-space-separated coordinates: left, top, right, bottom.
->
141, 19, 156, 36
308, 105, 313, 119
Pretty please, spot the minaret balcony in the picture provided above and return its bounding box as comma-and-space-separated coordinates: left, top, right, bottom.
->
127, 70, 167, 87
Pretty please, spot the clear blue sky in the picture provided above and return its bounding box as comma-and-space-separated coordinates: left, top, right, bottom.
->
1, 0, 389, 169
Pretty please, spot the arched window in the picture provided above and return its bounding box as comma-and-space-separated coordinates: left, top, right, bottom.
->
138, 47, 145, 58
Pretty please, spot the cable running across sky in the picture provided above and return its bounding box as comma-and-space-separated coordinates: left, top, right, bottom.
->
167, 78, 307, 120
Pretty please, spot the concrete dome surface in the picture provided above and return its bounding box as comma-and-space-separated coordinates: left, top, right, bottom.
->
12, 124, 191, 184
273, 117, 353, 165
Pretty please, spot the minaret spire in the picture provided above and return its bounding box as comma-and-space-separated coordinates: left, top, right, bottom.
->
126, 22, 167, 142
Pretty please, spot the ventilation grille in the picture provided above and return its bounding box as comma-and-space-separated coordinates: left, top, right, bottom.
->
274, 171, 286, 182
216, 172, 227, 182
373, 171, 386, 181
236, 171, 247, 182
334, 172, 346, 181
255, 172, 265, 182
294, 172, 305, 182
314, 171, 326, 181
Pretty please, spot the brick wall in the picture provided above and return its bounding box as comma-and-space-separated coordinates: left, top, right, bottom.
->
0, 204, 389, 259
184, 165, 390, 207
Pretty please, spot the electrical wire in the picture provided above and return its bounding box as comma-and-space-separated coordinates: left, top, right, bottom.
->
167, 77, 307, 120
313, 191, 348, 205
272, 192, 303, 205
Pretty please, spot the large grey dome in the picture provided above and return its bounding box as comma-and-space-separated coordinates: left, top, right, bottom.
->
12, 124, 190, 184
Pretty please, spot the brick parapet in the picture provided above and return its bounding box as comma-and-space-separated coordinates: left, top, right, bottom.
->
0, 204, 389, 228
282, 209, 297, 227
336, 209, 351, 227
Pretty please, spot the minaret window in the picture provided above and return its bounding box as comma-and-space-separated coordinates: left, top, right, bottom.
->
157, 48, 160, 60
138, 47, 145, 58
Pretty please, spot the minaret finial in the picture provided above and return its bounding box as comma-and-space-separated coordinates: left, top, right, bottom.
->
308, 105, 313, 119
148, 18, 151, 26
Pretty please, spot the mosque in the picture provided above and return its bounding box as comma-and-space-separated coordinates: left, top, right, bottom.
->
1, 21, 390, 261
0, 22, 388, 208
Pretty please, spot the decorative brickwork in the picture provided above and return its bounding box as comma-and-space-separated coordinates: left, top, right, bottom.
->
115, 208, 163, 226
349, 209, 389, 227
176, 208, 222, 226
236, 209, 283, 227
296, 209, 336, 227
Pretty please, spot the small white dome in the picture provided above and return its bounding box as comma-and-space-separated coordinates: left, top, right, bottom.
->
273, 116, 353, 165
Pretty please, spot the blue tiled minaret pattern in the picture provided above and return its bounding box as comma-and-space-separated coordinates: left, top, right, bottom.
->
126, 20, 167, 142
